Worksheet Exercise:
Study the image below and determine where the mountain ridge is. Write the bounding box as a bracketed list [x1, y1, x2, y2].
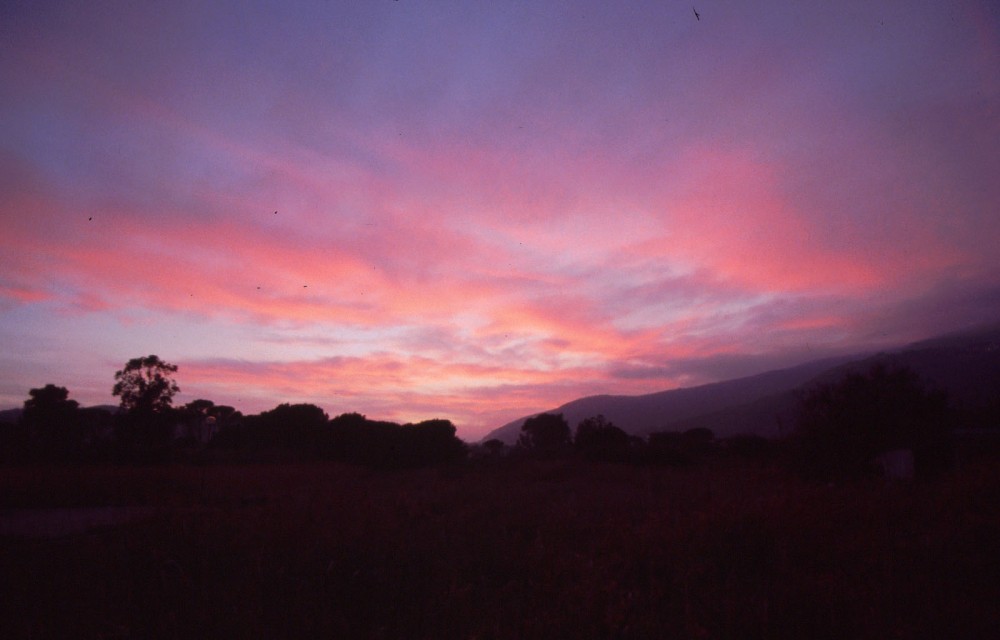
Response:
[482, 323, 1000, 444]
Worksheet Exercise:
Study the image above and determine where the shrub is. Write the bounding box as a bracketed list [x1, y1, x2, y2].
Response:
[792, 363, 953, 480]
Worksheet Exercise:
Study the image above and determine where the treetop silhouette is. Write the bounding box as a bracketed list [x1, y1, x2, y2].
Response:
[113, 355, 180, 415]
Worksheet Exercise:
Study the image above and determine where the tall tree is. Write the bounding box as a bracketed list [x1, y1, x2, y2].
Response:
[112, 355, 180, 415]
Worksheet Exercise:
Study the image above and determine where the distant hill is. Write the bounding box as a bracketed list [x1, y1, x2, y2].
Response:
[483, 323, 1000, 444]
[483, 356, 859, 444]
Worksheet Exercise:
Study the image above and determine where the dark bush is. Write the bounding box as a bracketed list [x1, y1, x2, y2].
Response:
[792, 363, 953, 480]
[517, 413, 572, 459]
[574, 415, 630, 462]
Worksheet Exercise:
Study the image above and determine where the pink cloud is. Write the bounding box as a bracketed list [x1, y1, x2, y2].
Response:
[0, 284, 50, 305]
[3, 0, 998, 441]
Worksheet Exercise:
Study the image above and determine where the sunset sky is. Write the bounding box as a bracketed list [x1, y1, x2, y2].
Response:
[2, 0, 998, 440]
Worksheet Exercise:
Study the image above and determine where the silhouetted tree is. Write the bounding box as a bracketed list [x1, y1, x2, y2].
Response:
[325, 413, 465, 468]
[518, 413, 572, 458]
[211, 408, 466, 467]
[397, 419, 467, 467]
[325, 412, 368, 455]
[112, 356, 180, 462]
[247, 403, 330, 453]
[182, 399, 216, 416]
[23, 384, 78, 416]
[21, 384, 83, 461]
[574, 414, 630, 462]
[113, 355, 180, 415]
[792, 363, 953, 480]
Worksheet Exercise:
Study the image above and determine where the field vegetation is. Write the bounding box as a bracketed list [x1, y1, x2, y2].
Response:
[2, 455, 999, 639]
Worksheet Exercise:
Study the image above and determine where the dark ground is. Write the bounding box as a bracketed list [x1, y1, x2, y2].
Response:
[2, 457, 999, 639]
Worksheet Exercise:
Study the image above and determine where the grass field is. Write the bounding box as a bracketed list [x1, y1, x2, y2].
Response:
[2, 457, 999, 639]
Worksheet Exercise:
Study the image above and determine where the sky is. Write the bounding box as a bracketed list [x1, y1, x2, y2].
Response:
[1, 0, 998, 440]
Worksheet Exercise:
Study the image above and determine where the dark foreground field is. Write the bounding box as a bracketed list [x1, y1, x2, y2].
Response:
[2, 458, 999, 639]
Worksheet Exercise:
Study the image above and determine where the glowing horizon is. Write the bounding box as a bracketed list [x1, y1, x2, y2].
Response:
[2, 1, 998, 439]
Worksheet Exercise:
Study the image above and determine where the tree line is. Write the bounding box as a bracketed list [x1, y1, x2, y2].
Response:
[476, 362, 958, 480]
[0, 355, 466, 468]
[487, 411, 745, 466]
[0, 355, 959, 479]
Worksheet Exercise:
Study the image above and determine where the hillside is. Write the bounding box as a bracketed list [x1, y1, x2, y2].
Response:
[483, 323, 1000, 444]
[483, 356, 858, 444]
